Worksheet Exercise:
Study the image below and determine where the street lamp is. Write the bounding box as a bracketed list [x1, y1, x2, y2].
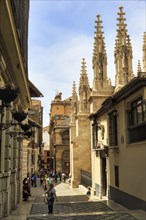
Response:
[0, 85, 35, 143]
[0, 85, 19, 103]
[0, 85, 19, 130]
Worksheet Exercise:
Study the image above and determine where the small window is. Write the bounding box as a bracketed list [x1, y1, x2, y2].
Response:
[108, 110, 118, 147]
[115, 165, 119, 187]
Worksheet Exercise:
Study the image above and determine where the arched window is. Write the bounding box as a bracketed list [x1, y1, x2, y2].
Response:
[62, 130, 69, 145]
[62, 150, 69, 161]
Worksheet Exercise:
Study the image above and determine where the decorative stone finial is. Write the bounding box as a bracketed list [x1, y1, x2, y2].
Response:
[79, 58, 90, 112]
[142, 32, 146, 72]
[137, 60, 142, 74]
[71, 81, 78, 114]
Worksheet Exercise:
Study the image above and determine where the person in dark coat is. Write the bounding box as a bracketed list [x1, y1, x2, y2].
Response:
[23, 178, 29, 201]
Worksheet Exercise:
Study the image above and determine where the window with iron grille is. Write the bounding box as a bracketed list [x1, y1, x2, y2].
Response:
[115, 165, 119, 187]
[129, 98, 146, 126]
[128, 98, 146, 143]
[92, 122, 98, 149]
[108, 110, 118, 146]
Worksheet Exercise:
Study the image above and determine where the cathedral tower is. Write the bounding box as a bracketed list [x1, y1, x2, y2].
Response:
[90, 15, 114, 113]
[114, 6, 134, 92]
[92, 15, 112, 91]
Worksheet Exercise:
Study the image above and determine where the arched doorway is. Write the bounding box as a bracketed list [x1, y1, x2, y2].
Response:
[62, 150, 70, 176]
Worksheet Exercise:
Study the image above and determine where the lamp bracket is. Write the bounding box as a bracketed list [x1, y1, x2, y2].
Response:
[0, 122, 18, 131]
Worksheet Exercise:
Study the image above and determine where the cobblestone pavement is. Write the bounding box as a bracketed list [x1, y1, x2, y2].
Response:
[30, 201, 112, 214]
[34, 195, 88, 203]
[27, 213, 137, 220]
[2, 181, 145, 220]
[26, 182, 139, 220]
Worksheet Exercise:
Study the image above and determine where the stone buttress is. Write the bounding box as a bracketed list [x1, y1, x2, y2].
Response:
[70, 59, 91, 188]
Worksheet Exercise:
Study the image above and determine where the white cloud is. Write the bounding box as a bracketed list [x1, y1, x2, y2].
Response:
[29, 34, 93, 126]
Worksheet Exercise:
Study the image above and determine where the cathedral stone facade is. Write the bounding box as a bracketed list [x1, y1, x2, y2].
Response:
[49, 93, 71, 175]
[70, 6, 146, 211]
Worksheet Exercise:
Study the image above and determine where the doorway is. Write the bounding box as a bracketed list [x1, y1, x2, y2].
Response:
[62, 150, 70, 175]
[101, 157, 107, 196]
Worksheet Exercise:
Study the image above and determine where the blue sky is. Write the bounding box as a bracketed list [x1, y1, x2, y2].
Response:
[28, 0, 146, 127]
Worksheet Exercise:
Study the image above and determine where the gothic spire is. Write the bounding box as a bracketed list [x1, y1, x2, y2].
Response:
[92, 15, 106, 59]
[137, 60, 142, 72]
[79, 58, 90, 89]
[142, 32, 146, 72]
[114, 6, 134, 92]
[92, 15, 110, 91]
[71, 81, 78, 114]
[137, 60, 142, 76]
[79, 58, 90, 112]
[72, 81, 77, 101]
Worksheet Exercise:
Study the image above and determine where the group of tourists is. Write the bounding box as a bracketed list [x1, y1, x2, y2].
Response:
[39, 169, 68, 186]
[22, 169, 69, 214]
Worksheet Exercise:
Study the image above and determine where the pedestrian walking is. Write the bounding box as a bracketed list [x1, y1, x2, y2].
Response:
[46, 176, 53, 185]
[31, 174, 34, 187]
[26, 173, 31, 196]
[40, 175, 43, 186]
[33, 174, 37, 187]
[58, 171, 62, 181]
[46, 183, 57, 214]
[23, 178, 29, 201]
[43, 178, 48, 191]
[54, 173, 58, 183]
[86, 186, 91, 198]
[61, 172, 66, 182]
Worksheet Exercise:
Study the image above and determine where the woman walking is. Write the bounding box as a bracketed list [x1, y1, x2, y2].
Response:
[47, 183, 57, 214]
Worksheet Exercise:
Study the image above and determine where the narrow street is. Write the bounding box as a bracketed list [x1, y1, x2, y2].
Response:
[2, 181, 145, 220]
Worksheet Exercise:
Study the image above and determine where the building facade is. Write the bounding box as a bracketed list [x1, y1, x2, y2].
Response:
[0, 0, 43, 218]
[90, 8, 146, 211]
[49, 93, 71, 175]
[26, 99, 43, 177]
[69, 6, 146, 211]
[91, 76, 146, 210]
